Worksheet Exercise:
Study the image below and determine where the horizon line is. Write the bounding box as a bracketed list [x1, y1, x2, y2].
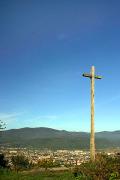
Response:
[3, 126, 120, 133]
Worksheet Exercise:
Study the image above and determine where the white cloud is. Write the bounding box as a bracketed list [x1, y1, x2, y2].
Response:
[31, 115, 58, 122]
[0, 112, 24, 124]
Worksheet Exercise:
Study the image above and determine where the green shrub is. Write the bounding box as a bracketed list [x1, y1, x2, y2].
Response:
[37, 158, 60, 170]
[73, 153, 120, 180]
[11, 155, 30, 172]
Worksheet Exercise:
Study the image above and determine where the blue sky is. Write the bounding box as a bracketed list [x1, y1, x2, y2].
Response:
[0, 0, 120, 132]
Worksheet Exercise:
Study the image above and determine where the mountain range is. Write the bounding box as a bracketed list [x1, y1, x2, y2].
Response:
[0, 127, 120, 150]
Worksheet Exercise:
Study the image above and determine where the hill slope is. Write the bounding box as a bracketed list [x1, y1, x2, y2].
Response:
[0, 127, 120, 149]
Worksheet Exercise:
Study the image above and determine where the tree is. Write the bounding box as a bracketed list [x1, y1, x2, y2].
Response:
[0, 121, 7, 169]
[38, 159, 52, 170]
[0, 120, 6, 138]
[0, 120, 6, 130]
[11, 155, 30, 172]
[0, 153, 8, 168]
[38, 158, 59, 170]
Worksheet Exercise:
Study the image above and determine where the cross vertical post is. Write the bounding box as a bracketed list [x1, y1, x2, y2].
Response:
[82, 66, 102, 162]
[90, 66, 95, 161]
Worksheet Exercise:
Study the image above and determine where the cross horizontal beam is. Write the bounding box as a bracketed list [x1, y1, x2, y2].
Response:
[82, 73, 102, 79]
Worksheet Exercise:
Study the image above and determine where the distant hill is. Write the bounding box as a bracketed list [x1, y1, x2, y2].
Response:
[0, 127, 120, 150]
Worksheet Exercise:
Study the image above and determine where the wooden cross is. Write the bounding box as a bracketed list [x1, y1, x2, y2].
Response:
[83, 66, 102, 161]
